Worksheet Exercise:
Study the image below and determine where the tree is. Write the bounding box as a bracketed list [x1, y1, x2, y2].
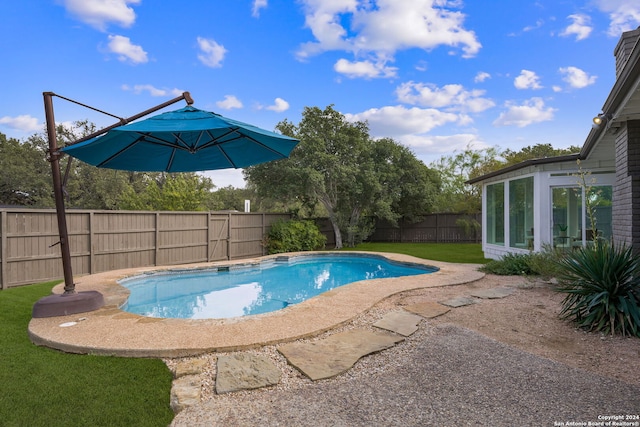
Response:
[370, 137, 441, 223]
[502, 143, 581, 166]
[244, 105, 440, 248]
[206, 186, 256, 211]
[430, 145, 502, 213]
[0, 132, 53, 207]
[118, 173, 213, 211]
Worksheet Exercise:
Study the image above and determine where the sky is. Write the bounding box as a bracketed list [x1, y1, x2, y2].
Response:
[1, 1, 640, 188]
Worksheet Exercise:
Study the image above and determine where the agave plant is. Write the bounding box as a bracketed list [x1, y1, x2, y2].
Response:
[555, 242, 640, 337]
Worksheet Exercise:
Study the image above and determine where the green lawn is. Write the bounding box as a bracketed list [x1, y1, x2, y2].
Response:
[341, 242, 490, 264]
[0, 281, 174, 427]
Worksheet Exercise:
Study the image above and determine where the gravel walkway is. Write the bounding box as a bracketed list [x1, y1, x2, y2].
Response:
[170, 324, 640, 426]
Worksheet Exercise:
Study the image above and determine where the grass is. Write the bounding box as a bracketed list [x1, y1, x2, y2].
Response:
[340, 242, 489, 264]
[0, 281, 174, 427]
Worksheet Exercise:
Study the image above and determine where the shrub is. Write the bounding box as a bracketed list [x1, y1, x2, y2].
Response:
[555, 242, 640, 337]
[264, 219, 327, 254]
[479, 246, 567, 278]
[526, 244, 567, 278]
[480, 253, 535, 276]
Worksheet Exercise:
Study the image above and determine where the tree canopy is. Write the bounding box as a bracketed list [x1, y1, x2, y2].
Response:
[244, 105, 440, 248]
[0, 133, 53, 207]
[430, 143, 582, 214]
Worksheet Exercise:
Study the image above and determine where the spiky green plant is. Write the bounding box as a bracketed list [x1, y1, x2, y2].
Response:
[555, 242, 640, 337]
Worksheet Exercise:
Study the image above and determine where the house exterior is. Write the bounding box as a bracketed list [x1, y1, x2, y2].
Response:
[468, 28, 640, 260]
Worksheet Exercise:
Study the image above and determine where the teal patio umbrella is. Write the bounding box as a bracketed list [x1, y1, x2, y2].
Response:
[61, 105, 299, 172]
[33, 92, 298, 317]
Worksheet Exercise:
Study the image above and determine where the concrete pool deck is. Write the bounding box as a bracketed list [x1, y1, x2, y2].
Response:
[28, 252, 484, 358]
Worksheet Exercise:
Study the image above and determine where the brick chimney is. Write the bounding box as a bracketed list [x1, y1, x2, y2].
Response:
[614, 26, 640, 79]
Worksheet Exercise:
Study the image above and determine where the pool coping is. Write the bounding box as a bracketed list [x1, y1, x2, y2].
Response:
[28, 251, 485, 358]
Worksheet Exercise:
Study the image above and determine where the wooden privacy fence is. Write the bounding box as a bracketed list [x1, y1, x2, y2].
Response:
[0, 209, 289, 289]
[368, 213, 482, 244]
[0, 209, 480, 289]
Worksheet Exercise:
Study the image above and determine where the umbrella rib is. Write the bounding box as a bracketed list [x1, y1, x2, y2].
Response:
[142, 132, 192, 152]
[96, 136, 144, 167]
[95, 133, 184, 168]
[196, 129, 238, 150]
[199, 128, 289, 160]
[217, 145, 238, 168]
[166, 148, 177, 172]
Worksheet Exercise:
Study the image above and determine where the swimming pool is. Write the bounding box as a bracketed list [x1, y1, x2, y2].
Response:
[120, 253, 437, 319]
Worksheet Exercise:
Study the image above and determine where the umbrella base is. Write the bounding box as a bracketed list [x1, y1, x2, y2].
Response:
[32, 291, 105, 318]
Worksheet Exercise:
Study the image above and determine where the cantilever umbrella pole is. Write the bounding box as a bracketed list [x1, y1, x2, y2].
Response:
[42, 91, 194, 295]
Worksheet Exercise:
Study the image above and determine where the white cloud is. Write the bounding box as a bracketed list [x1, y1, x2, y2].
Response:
[560, 14, 592, 41]
[345, 105, 459, 136]
[266, 98, 290, 112]
[523, 19, 544, 32]
[0, 115, 41, 132]
[594, 0, 640, 37]
[334, 58, 397, 78]
[121, 85, 184, 97]
[197, 37, 227, 68]
[514, 70, 543, 90]
[402, 133, 488, 157]
[493, 97, 556, 128]
[296, 0, 481, 75]
[107, 35, 148, 64]
[559, 66, 597, 89]
[63, 0, 139, 31]
[252, 0, 268, 17]
[474, 72, 491, 83]
[216, 95, 243, 110]
[395, 81, 495, 113]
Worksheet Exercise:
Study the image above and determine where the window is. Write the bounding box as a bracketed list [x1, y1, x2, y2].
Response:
[551, 185, 612, 248]
[486, 182, 504, 245]
[586, 185, 612, 243]
[552, 187, 581, 249]
[509, 177, 534, 249]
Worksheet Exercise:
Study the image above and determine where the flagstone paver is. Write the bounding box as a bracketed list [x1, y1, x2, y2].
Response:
[373, 310, 423, 336]
[278, 329, 404, 380]
[215, 353, 281, 394]
[469, 287, 515, 299]
[170, 375, 201, 413]
[439, 296, 477, 308]
[404, 301, 451, 319]
[174, 359, 208, 378]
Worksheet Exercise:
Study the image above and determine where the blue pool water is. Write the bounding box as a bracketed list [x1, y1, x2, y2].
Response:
[120, 254, 436, 319]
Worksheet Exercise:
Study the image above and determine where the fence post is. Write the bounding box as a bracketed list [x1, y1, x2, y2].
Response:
[1, 211, 6, 290]
[436, 213, 440, 243]
[227, 212, 232, 260]
[89, 212, 95, 274]
[154, 213, 160, 267]
[262, 213, 266, 256]
[207, 211, 212, 262]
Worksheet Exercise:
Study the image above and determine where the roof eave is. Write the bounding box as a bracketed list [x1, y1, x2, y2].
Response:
[465, 154, 580, 185]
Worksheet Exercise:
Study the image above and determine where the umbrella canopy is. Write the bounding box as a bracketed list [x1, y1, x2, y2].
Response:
[61, 106, 299, 172]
